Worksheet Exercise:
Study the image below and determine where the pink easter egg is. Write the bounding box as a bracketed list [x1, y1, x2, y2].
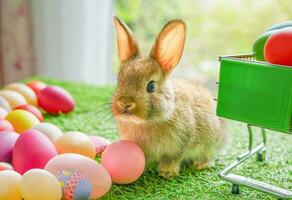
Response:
[45, 153, 111, 199]
[13, 129, 57, 174]
[101, 140, 145, 184]
[0, 162, 13, 171]
[89, 136, 111, 155]
[0, 131, 19, 163]
[0, 107, 8, 119]
[38, 86, 75, 114]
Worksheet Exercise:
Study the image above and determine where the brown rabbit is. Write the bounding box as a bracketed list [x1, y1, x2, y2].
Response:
[111, 17, 227, 178]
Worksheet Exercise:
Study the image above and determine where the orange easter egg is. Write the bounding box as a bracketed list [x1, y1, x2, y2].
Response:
[55, 131, 96, 159]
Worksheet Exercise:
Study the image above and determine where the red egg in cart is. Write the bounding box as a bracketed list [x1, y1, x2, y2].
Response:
[38, 86, 75, 114]
[265, 27, 292, 66]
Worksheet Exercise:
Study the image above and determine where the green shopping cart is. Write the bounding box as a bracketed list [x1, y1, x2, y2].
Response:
[217, 54, 292, 199]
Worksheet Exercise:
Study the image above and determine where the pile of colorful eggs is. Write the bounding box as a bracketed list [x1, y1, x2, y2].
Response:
[253, 21, 292, 66]
[0, 80, 146, 200]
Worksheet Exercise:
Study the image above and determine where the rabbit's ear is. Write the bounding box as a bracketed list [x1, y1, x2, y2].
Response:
[150, 20, 186, 73]
[113, 16, 140, 63]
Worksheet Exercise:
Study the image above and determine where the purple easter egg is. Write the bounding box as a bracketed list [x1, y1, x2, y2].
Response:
[0, 131, 19, 163]
[89, 136, 111, 155]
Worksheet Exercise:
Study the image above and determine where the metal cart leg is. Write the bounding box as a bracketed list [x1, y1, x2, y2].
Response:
[231, 183, 240, 194]
[219, 124, 292, 199]
[256, 128, 266, 162]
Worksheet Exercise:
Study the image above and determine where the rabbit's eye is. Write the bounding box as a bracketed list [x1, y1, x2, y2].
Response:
[147, 81, 155, 93]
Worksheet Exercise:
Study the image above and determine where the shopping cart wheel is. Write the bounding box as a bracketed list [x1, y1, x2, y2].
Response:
[231, 184, 240, 194]
[256, 151, 265, 162]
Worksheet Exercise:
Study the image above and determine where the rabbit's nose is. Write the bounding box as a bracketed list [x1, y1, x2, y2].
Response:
[116, 101, 136, 113]
[125, 103, 136, 112]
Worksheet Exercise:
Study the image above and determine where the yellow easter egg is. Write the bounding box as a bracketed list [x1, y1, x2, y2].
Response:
[5, 83, 37, 106]
[5, 110, 40, 133]
[55, 131, 96, 159]
[0, 90, 27, 109]
[0, 170, 22, 200]
[20, 169, 62, 200]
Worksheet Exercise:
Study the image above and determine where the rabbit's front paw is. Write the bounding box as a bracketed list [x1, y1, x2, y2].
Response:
[159, 168, 179, 179]
[193, 160, 214, 170]
[158, 162, 180, 179]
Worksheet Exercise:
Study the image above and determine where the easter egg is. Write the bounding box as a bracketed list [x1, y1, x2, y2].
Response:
[0, 162, 14, 171]
[14, 104, 44, 122]
[55, 131, 95, 159]
[32, 122, 63, 143]
[0, 90, 27, 109]
[5, 110, 40, 133]
[45, 153, 112, 199]
[89, 136, 111, 155]
[13, 129, 57, 174]
[265, 27, 292, 66]
[0, 107, 8, 119]
[0, 96, 11, 112]
[102, 140, 145, 184]
[0, 119, 14, 132]
[20, 169, 62, 200]
[0, 131, 19, 162]
[38, 86, 75, 114]
[0, 170, 22, 200]
[253, 30, 275, 61]
[57, 170, 92, 200]
[266, 21, 292, 32]
[5, 83, 37, 106]
[27, 80, 47, 94]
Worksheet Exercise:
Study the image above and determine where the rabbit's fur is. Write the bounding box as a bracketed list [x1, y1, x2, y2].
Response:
[112, 17, 227, 178]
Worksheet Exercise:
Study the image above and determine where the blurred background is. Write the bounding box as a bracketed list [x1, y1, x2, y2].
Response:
[0, 0, 291, 86]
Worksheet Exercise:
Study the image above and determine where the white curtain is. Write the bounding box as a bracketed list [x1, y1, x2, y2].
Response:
[29, 0, 114, 85]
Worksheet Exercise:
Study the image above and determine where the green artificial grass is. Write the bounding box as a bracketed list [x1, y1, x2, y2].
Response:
[36, 78, 291, 200]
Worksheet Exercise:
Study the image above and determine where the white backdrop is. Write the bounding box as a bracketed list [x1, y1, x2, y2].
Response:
[30, 0, 114, 85]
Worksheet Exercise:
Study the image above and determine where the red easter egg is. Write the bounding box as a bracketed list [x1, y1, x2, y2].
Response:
[0, 131, 19, 163]
[14, 105, 44, 122]
[265, 27, 292, 66]
[0, 119, 14, 132]
[38, 86, 75, 114]
[0, 107, 8, 119]
[27, 80, 47, 94]
[13, 129, 57, 174]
